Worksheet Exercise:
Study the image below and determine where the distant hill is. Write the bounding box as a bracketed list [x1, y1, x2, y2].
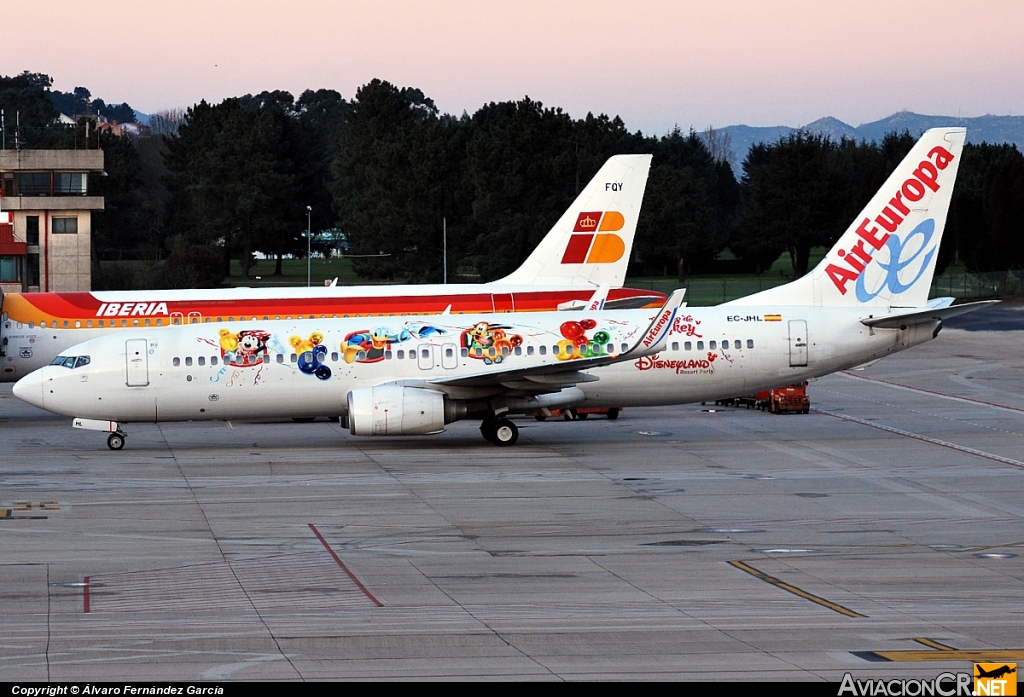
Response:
[709, 112, 1024, 170]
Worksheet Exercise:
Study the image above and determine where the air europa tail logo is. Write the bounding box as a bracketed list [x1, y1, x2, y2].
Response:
[825, 145, 955, 296]
[561, 211, 626, 264]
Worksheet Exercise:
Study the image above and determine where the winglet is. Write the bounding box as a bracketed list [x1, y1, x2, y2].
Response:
[620, 289, 686, 359]
[586, 284, 610, 312]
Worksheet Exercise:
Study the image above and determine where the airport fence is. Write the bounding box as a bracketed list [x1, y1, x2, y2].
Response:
[625, 269, 1024, 306]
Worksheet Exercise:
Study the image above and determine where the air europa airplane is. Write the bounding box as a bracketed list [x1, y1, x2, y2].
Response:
[0, 154, 658, 382]
[15, 129, 994, 449]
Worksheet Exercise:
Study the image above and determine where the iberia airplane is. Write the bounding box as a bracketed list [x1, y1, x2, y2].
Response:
[0, 155, 658, 382]
[15, 129, 994, 449]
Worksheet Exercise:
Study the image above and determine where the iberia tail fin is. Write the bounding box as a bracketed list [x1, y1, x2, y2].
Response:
[495, 154, 652, 288]
[725, 128, 966, 309]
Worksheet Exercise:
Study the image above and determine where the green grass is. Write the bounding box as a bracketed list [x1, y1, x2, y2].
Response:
[224, 257, 366, 287]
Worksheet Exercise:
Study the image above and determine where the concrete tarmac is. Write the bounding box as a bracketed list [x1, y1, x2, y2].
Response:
[1, 313, 1022, 681]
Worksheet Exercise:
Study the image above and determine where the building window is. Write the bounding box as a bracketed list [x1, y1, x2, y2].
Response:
[26, 254, 39, 287]
[53, 173, 87, 195]
[53, 217, 78, 234]
[26, 217, 39, 246]
[0, 256, 21, 282]
[15, 173, 50, 196]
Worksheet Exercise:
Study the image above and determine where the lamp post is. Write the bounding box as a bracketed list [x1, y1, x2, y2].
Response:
[306, 206, 312, 287]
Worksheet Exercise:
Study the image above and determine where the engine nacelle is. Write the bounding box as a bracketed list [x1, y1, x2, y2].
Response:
[347, 385, 450, 436]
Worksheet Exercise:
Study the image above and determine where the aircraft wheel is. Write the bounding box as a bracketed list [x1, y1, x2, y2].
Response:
[292, 417, 316, 423]
[107, 433, 126, 451]
[577, 412, 589, 420]
[480, 419, 498, 444]
[534, 415, 547, 422]
[607, 408, 620, 420]
[492, 419, 519, 446]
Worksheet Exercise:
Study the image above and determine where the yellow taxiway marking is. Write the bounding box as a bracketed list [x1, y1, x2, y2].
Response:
[728, 560, 866, 618]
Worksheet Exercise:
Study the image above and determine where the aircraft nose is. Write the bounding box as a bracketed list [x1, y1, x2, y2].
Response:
[13, 369, 45, 410]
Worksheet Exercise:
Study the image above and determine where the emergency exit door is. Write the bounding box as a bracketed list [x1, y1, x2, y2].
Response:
[125, 338, 149, 386]
[788, 320, 808, 367]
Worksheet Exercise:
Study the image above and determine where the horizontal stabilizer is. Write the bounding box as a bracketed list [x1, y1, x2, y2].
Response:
[860, 300, 998, 329]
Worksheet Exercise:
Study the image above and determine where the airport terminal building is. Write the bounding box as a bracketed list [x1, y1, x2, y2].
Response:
[0, 149, 104, 294]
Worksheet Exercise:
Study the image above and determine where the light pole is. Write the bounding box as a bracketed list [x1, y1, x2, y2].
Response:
[306, 206, 312, 287]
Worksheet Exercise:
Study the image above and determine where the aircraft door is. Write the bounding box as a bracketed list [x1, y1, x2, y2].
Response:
[441, 343, 458, 370]
[417, 345, 435, 370]
[788, 320, 808, 367]
[125, 338, 150, 386]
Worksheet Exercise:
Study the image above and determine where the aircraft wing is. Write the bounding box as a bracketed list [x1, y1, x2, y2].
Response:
[399, 289, 685, 398]
[860, 300, 998, 329]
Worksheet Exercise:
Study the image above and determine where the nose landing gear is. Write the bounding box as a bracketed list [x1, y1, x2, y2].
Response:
[107, 432, 126, 450]
[72, 418, 128, 450]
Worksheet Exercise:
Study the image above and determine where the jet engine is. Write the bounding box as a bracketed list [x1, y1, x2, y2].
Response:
[347, 385, 460, 436]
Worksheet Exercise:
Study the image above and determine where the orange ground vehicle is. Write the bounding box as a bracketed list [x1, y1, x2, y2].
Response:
[715, 382, 810, 414]
[530, 407, 621, 421]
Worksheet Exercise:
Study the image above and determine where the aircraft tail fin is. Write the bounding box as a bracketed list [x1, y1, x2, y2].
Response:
[725, 128, 967, 309]
[496, 154, 652, 288]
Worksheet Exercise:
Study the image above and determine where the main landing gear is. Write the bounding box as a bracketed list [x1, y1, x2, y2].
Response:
[107, 432, 126, 450]
[480, 417, 519, 446]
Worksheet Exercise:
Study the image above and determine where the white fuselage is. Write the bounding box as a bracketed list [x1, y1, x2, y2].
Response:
[14, 304, 939, 424]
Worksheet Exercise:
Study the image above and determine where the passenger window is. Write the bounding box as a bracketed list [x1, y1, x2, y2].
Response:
[185, 357, 193, 366]
[121, 320, 127, 327]
[552, 345, 560, 355]
[606, 344, 613, 354]
[475, 347, 483, 357]
[685, 341, 692, 351]
[98, 320, 104, 327]
[421, 348, 430, 359]
[290, 353, 297, 363]
[145, 319, 151, 326]
[87, 320, 93, 328]
[461, 348, 468, 357]
[697, 341, 704, 350]
[212, 356, 219, 366]
[385, 351, 392, 360]
[75, 320, 82, 328]
[710, 341, 717, 350]
[539, 346, 547, 356]
[734, 339, 741, 348]
[527, 346, 534, 356]
[217, 317, 223, 322]
[621, 343, 628, 353]
[747, 339, 754, 348]
[64, 321, 69, 328]
[133, 319, 140, 327]
[397, 350, 405, 359]
[198, 356, 205, 366]
[514, 346, 522, 356]
[332, 352, 340, 362]
[446, 347, 454, 358]
[173, 357, 180, 367]
[356, 351, 366, 361]
[156, 319, 163, 326]
[29, 322, 34, 328]
[671, 342, 679, 351]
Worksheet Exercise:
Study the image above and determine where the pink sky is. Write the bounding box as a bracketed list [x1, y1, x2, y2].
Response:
[9, 0, 1024, 133]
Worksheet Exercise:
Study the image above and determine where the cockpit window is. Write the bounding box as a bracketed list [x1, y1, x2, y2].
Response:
[51, 355, 90, 369]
